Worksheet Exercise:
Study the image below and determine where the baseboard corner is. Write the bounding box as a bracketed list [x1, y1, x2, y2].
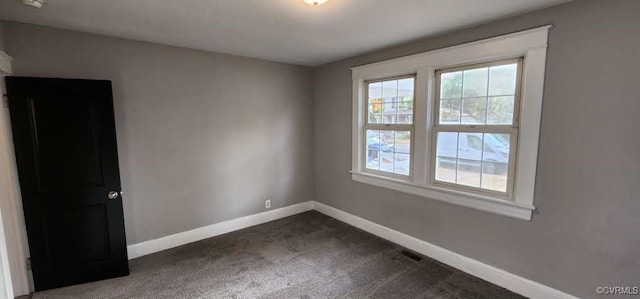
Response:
[127, 201, 313, 259]
[311, 201, 577, 299]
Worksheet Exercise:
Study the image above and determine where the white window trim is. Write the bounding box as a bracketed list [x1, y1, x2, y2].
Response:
[351, 26, 551, 220]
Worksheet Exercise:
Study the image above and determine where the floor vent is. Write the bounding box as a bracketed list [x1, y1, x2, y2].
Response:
[399, 250, 423, 262]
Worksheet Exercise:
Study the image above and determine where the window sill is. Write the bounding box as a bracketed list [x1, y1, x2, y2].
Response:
[350, 171, 534, 220]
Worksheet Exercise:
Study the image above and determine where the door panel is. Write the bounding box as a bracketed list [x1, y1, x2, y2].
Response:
[42, 205, 110, 265]
[6, 77, 129, 291]
[31, 97, 105, 189]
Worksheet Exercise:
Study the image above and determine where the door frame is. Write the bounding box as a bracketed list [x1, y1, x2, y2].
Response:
[0, 199, 15, 298]
[0, 51, 32, 296]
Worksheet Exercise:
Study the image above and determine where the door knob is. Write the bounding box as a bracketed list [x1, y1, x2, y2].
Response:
[108, 191, 119, 200]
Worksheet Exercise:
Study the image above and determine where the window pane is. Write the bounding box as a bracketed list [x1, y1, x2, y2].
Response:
[462, 67, 488, 97]
[456, 133, 482, 187]
[478, 133, 510, 192]
[366, 130, 411, 176]
[461, 97, 486, 124]
[458, 133, 483, 161]
[396, 78, 414, 124]
[487, 96, 514, 125]
[482, 162, 508, 192]
[393, 130, 411, 175]
[368, 78, 414, 125]
[440, 71, 462, 99]
[435, 132, 458, 183]
[435, 157, 456, 183]
[395, 131, 411, 154]
[394, 153, 411, 176]
[368, 82, 382, 99]
[368, 103, 382, 124]
[381, 80, 398, 124]
[368, 82, 383, 124]
[440, 98, 461, 124]
[488, 63, 518, 96]
[395, 101, 413, 124]
[435, 132, 512, 193]
[457, 159, 481, 188]
[366, 130, 382, 171]
[480, 134, 510, 192]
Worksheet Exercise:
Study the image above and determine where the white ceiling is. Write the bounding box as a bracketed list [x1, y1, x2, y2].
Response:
[0, 0, 569, 66]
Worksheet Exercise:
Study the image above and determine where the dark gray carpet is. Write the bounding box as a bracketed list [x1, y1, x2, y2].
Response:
[30, 211, 524, 298]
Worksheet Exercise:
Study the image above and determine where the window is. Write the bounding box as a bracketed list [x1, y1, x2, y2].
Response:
[351, 26, 550, 220]
[432, 59, 522, 196]
[364, 76, 415, 177]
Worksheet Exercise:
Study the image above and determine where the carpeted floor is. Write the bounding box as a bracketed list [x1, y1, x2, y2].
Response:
[29, 211, 524, 298]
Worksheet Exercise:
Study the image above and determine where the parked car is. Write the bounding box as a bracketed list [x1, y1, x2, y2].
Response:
[367, 137, 395, 152]
[436, 133, 509, 174]
[367, 137, 395, 162]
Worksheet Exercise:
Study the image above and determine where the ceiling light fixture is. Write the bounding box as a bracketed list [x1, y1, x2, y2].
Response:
[303, 0, 328, 5]
[21, 0, 45, 8]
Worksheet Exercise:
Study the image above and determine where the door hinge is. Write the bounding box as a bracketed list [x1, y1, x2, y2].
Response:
[26, 257, 32, 271]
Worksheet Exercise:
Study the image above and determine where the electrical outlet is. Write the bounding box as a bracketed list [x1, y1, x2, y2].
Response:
[265, 200, 271, 209]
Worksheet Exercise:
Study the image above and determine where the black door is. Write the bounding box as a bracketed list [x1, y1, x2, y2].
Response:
[6, 77, 129, 291]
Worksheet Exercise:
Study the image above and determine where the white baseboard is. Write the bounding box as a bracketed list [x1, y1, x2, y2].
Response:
[127, 201, 313, 259]
[312, 201, 577, 299]
[126, 200, 576, 299]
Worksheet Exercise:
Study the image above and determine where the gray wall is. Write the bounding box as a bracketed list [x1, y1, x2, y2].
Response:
[313, 0, 640, 298]
[2, 22, 314, 244]
[2, 0, 639, 297]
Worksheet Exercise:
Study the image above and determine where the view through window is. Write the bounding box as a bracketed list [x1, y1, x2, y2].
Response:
[433, 59, 522, 193]
[365, 77, 415, 176]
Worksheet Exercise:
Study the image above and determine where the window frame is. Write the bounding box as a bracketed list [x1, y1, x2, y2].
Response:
[362, 75, 416, 180]
[350, 26, 551, 220]
[430, 58, 523, 199]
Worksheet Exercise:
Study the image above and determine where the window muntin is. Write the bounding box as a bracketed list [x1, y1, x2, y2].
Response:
[364, 76, 415, 177]
[432, 59, 522, 195]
